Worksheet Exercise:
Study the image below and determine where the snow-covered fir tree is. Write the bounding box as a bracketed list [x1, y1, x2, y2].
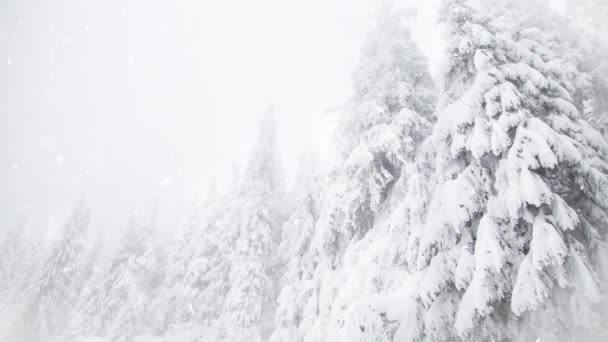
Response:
[1, 221, 41, 341]
[401, 0, 608, 341]
[564, 0, 608, 137]
[218, 109, 283, 341]
[270, 151, 325, 342]
[152, 205, 205, 333]
[77, 231, 105, 287]
[292, 5, 437, 341]
[65, 231, 108, 341]
[153, 187, 229, 339]
[0, 220, 26, 296]
[0, 221, 49, 341]
[105, 215, 160, 342]
[312, 3, 436, 264]
[483, 0, 608, 139]
[20, 200, 91, 338]
[66, 255, 109, 341]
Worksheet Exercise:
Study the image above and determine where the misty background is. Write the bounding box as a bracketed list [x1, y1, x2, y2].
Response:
[0, 0, 567, 235]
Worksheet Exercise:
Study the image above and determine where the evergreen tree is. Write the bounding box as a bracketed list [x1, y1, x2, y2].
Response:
[107, 269, 142, 342]
[65, 230, 108, 340]
[105, 215, 159, 342]
[152, 207, 201, 333]
[270, 152, 324, 342]
[405, 1, 608, 341]
[563, 0, 608, 137]
[483, 0, 608, 138]
[0, 222, 48, 341]
[0, 219, 26, 296]
[219, 109, 283, 341]
[27, 200, 90, 337]
[66, 256, 109, 341]
[294, 5, 437, 341]
[153, 188, 227, 338]
[312, 4, 436, 265]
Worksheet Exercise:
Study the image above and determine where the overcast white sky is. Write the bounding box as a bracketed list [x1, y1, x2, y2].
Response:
[0, 0, 565, 233]
[0, 0, 382, 232]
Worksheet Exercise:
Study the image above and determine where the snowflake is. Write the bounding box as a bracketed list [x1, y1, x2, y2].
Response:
[160, 177, 173, 188]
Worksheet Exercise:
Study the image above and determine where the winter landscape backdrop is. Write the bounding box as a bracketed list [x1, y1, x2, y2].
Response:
[2, 0, 608, 341]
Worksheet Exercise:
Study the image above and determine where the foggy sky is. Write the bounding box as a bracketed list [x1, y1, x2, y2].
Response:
[0, 0, 385, 233]
[0, 0, 566, 235]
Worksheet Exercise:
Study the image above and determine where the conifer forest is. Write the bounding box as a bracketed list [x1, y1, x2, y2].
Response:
[2, 0, 608, 341]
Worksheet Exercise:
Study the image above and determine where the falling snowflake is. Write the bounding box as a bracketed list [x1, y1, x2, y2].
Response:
[41, 138, 54, 150]
[56, 155, 64, 164]
[160, 176, 172, 188]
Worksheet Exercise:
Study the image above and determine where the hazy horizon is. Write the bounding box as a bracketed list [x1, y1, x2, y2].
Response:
[0, 0, 566, 233]
[0, 0, 383, 234]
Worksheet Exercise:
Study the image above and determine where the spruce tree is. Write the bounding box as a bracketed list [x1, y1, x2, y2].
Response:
[0, 220, 26, 296]
[30, 200, 90, 337]
[407, 1, 608, 341]
[270, 152, 324, 342]
[153, 189, 228, 338]
[312, 4, 436, 265]
[66, 256, 109, 341]
[295, 5, 437, 341]
[486, 0, 608, 139]
[105, 215, 158, 342]
[0, 222, 47, 341]
[219, 109, 282, 341]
